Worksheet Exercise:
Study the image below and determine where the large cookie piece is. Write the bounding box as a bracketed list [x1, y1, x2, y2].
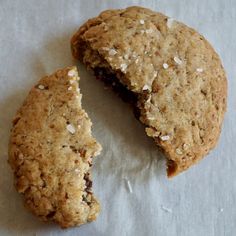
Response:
[8, 67, 102, 228]
[71, 6, 227, 177]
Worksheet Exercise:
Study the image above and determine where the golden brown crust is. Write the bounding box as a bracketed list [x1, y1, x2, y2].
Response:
[71, 6, 227, 177]
[8, 66, 102, 228]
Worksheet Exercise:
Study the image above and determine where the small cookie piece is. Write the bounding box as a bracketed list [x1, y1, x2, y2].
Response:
[8, 67, 102, 228]
[71, 6, 227, 177]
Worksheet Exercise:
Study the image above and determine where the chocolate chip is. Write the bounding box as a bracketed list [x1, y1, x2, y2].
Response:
[46, 211, 56, 219]
[84, 172, 92, 192]
[79, 148, 86, 157]
[94, 67, 140, 120]
[82, 194, 91, 206]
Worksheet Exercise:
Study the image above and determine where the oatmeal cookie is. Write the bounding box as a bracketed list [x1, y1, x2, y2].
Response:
[71, 6, 227, 177]
[8, 66, 102, 228]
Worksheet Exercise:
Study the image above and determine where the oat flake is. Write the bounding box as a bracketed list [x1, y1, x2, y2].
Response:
[148, 117, 155, 120]
[153, 70, 158, 76]
[167, 18, 175, 29]
[101, 47, 109, 51]
[196, 68, 203, 73]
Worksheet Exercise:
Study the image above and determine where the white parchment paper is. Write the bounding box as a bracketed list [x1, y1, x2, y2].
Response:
[0, 1, 235, 235]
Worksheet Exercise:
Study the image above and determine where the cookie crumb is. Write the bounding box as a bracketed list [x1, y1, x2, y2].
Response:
[196, 68, 203, 73]
[161, 205, 172, 213]
[67, 124, 76, 134]
[74, 168, 80, 173]
[167, 18, 175, 29]
[160, 135, 170, 141]
[68, 86, 73, 91]
[109, 48, 117, 56]
[174, 56, 182, 65]
[124, 178, 133, 193]
[140, 19, 145, 25]
[124, 54, 129, 60]
[163, 63, 169, 69]
[145, 127, 159, 137]
[38, 85, 45, 90]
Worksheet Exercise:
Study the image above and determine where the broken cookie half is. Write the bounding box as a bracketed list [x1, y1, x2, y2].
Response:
[8, 66, 102, 228]
[71, 6, 227, 177]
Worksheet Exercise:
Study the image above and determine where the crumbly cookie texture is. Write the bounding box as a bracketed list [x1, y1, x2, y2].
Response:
[8, 66, 102, 228]
[71, 6, 227, 177]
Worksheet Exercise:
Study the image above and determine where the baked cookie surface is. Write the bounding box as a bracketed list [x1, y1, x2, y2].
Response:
[8, 67, 102, 228]
[71, 6, 227, 176]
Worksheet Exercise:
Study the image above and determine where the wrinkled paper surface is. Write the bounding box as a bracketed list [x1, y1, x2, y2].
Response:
[0, 0, 235, 235]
